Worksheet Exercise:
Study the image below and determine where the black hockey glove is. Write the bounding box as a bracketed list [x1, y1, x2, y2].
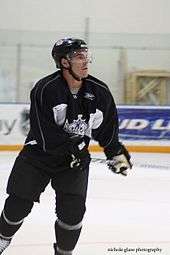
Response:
[106, 145, 132, 176]
[68, 134, 87, 170]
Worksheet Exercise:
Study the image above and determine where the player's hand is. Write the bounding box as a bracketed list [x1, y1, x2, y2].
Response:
[106, 146, 132, 176]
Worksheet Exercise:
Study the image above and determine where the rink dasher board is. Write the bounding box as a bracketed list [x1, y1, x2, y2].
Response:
[0, 103, 170, 153]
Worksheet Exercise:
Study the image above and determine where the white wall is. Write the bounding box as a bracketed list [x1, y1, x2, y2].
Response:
[0, 0, 170, 33]
[1, 0, 170, 105]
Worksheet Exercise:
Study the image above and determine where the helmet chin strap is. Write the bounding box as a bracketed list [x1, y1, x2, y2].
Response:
[68, 68, 82, 81]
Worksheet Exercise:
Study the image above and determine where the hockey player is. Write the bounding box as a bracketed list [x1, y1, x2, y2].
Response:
[0, 37, 132, 254]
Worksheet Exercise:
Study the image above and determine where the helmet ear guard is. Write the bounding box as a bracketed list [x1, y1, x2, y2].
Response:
[51, 38, 88, 69]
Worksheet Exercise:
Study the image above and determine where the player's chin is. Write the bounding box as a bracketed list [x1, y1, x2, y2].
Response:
[80, 69, 88, 78]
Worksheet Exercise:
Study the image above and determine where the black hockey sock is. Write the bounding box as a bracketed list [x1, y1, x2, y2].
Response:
[0, 195, 33, 238]
[0, 211, 23, 239]
[54, 192, 86, 254]
[54, 220, 82, 254]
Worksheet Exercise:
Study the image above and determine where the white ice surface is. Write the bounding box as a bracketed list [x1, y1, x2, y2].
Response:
[0, 152, 170, 255]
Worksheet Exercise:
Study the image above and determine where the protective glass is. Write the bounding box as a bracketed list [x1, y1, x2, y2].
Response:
[67, 49, 93, 64]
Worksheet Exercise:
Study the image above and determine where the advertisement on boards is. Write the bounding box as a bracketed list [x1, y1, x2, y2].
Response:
[0, 104, 170, 148]
[0, 104, 30, 145]
[118, 106, 170, 141]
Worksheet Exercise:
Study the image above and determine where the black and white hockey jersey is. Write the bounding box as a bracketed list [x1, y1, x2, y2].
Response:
[20, 70, 122, 169]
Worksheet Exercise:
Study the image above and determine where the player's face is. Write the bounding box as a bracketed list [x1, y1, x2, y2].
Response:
[69, 49, 92, 78]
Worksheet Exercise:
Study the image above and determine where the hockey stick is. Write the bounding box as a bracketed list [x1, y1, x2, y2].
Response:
[91, 157, 170, 170]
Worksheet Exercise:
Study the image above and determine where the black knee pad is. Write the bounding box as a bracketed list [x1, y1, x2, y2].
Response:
[4, 194, 34, 222]
[55, 192, 86, 225]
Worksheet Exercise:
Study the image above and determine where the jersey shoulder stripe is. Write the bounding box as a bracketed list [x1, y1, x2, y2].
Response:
[86, 75, 110, 92]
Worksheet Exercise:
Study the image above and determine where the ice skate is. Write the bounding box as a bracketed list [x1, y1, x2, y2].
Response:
[0, 236, 11, 254]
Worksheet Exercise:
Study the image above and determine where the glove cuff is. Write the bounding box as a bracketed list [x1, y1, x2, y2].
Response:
[104, 142, 130, 160]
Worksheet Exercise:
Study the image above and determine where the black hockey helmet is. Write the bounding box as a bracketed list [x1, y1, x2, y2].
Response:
[52, 38, 88, 68]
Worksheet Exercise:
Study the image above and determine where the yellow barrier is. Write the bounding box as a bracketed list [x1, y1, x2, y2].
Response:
[89, 144, 170, 153]
[0, 144, 170, 153]
[0, 145, 23, 151]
